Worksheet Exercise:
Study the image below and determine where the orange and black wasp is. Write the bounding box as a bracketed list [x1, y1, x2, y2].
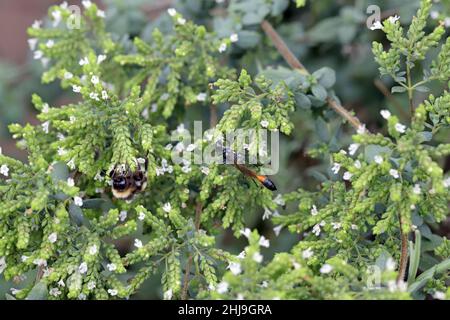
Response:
[222, 147, 277, 191]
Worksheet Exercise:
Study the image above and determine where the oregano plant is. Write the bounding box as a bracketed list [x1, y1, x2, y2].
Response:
[0, 0, 449, 301]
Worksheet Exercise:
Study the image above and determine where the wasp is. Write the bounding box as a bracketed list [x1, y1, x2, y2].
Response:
[109, 158, 148, 200]
[222, 147, 277, 191]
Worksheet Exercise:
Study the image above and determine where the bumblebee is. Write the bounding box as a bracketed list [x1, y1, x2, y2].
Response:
[222, 147, 277, 191]
[110, 158, 148, 200]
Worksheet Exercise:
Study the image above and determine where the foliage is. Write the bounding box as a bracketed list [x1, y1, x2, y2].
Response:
[0, 0, 449, 300]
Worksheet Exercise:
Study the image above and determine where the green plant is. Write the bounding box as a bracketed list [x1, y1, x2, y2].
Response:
[0, 0, 448, 300]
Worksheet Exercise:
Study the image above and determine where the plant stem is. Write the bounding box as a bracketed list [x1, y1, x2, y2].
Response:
[397, 213, 409, 283]
[181, 201, 203, 299]
[406, 61, 414, 115]
[261, 20, 362, 130]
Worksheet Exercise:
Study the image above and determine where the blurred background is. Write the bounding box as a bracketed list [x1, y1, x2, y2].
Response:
[0, 0, 449, 299]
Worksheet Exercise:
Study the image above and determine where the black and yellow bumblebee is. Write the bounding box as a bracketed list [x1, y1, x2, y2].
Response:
[109, 158, 148, 200]
[222, 147, 277, 191]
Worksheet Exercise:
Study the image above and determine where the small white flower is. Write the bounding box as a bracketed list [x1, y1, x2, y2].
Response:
[134, 239, 143, 248]
[167, 8, 177, 16]
[33, 258, 47, 266]
[41, 57, 50, 68]
[429, 188, 436, 195]
[58, 279, 65, 287]
[302, 248, 314, 259]
[88, 281, 96, 290]
[138, 211, 145, 221]
[259, 236, 270, 248]
[101, 90, 108, 100]
[0, 257, 6, 274]
[0, 165, 9, 177]
[60, 2, 68, 9]
[79, 57, 89, 66]
[237, 251, 246, 259]
[196, 92, 207, 101]
[177, 17, 186, 25]
[78, 293, 87, 300]
[252, 252, 263, 263]
[91, 75, 99, 85]
[413, 184, 421, 195]
[331, 222, 341, 230]
[443, 177, 450, 188]
[433, 291, 446, 300]
[28, 38, 38, 50]
[385, 257, 396, 271]
[41, 121, 50, 134]
[108, 289, 118, 296]
[67, 177, 75, 187]
[230, 33, 239, 42]
[67, 159, 75, 169]
[357, 124, 366, 134]
[52, 10, 62, 27]
[227, 262, 241, 275]
[240, 228, 251, 239]
[88, 244, 98, 255]
[78, 262, 88, 274]
[48, 232, 58, 243]
[82, 0, 92, 8]
[49, 287, 61, 297]
[348, 143, 360, 156]
[320, 264, 333, 274]
[63, 71, 73, 80]
[389, 169, 399, 179]
[312, 224, 321, 236]
[261, 281, 269, 288]
[351, 224, 358, 230]
[89, 92, 99, 101]
[32, 20, 42, 29]
[72, 85, 81, 93]
[387, 15, 400, 24]
[21, 255, 29, 262]
[186, 144, 196, 152]
[107, 263, 117, 271]
[354, 160, 362, 169]
[374, 155, 383, 164]
[97, 54, 107, 64]
[163, 203, 172, 213]
[33, 50, 43, 60]
[380, 109, 391, 119]
[445, 17, 450, 28]
[273, 225, 283, 236]
[343, 171, 353, 181]
[395, 123, 406, 133]
[217, 281, 229, 294]
[74, 196, 83, 207]
[430, 11, 439, 19]
[310, 205, 318, 216]
[218, 42, 227, 53]
[331, 162, 341, 174]
[370, 20, 383, 30]
[160, 93, 170, 101]
[201, 166, 210, 175]
[97, 10, 106, 18]
[164, 289, 173, 300]
[260, 120, 269, 128]
[58, 147, 68, 157]
[46, 40, 55, 48]
[119, 210, 127, 221]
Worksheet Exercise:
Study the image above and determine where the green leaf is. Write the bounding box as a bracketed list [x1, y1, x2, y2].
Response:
[313, 67, 336, 89]
[294, 92, 311, 109]
[26, 282, 48, 300]
[408, 258, 450, 294]
[408, 230, 421, 284]
[415, 85, 429, 93]
[311, 84, 327, 101]
[391, 86, 406, 93]
[236, 30, 261, 49]
[50, 162, 69, 183]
